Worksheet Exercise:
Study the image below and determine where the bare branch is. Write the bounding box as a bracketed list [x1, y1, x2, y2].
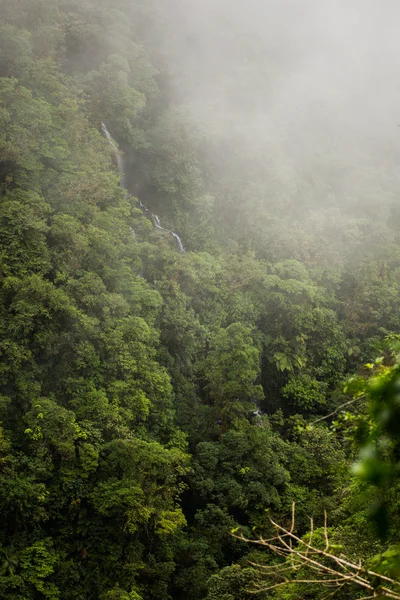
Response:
[306, 515, 314, 557]
[310, 398, 361, 426]
[324, 508, 329, 551]
[290, 502, 295, 533]
[234, 506, 400, 600]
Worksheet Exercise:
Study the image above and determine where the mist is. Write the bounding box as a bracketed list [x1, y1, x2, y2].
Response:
[3, 1, 400, 597]
[153, 0, 400, 226]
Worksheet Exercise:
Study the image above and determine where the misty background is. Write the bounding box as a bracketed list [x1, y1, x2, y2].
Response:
[148, 0, 400, 231]
[3, 1, 400, 598]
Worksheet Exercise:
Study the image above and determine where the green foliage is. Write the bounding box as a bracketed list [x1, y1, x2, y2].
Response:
[200, 323, 263, 423]
[83, 55, 145, 140]
[282, 374, 327, 411]
[0, 1, 399, 598]
[345, 340, 400, 541]
[205, 564, 259, 600]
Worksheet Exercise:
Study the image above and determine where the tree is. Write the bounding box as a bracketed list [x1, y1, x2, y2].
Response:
[200, 323, 263, 425]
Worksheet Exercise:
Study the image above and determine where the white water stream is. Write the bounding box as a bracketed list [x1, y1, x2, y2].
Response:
[101, 122, 126, 189]
[152, 214, 185, 253]
[101, 122, 185, 253]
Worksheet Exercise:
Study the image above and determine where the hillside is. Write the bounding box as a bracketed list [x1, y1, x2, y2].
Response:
[1, 1, 400, 598]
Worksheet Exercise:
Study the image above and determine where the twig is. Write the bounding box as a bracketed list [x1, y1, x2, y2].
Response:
[233, 504, 400, 600]
[311, 398, 360, 426]
[324, 508, 329, 551]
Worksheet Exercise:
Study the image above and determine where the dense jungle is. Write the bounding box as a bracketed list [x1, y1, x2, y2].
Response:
[1, 1, 400, 598]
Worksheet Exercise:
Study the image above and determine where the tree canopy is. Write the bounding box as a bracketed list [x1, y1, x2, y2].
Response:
[0, 0, 400, 598]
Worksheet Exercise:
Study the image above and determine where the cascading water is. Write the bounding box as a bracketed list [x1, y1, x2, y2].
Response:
[152, 214, 185, 253]
[101, 122, 185, 253]
[101, 122, 126, 189]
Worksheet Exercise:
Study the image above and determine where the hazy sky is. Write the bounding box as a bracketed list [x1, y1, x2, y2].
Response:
[166, 0, 400, 126]
[155, 0, 400, 218]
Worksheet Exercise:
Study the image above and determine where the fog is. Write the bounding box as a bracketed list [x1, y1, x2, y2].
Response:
[154, 0, 400, 221]
[165, 0, 400, 134]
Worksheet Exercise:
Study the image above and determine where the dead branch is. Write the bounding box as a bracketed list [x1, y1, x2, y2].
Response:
[233, 503, 400, 599]
[310, 398, 361, 426]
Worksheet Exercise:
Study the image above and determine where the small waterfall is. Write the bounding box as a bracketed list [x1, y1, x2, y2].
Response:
[101, 121, 185, 253]
[153, 214, 185, 253]
[101, 122, 126, 189]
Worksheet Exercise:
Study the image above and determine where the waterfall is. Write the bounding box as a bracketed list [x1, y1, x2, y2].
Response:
[101, 122, 126, 189]
[101, 122, 185, 253]
[152, 214, 185, 253]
